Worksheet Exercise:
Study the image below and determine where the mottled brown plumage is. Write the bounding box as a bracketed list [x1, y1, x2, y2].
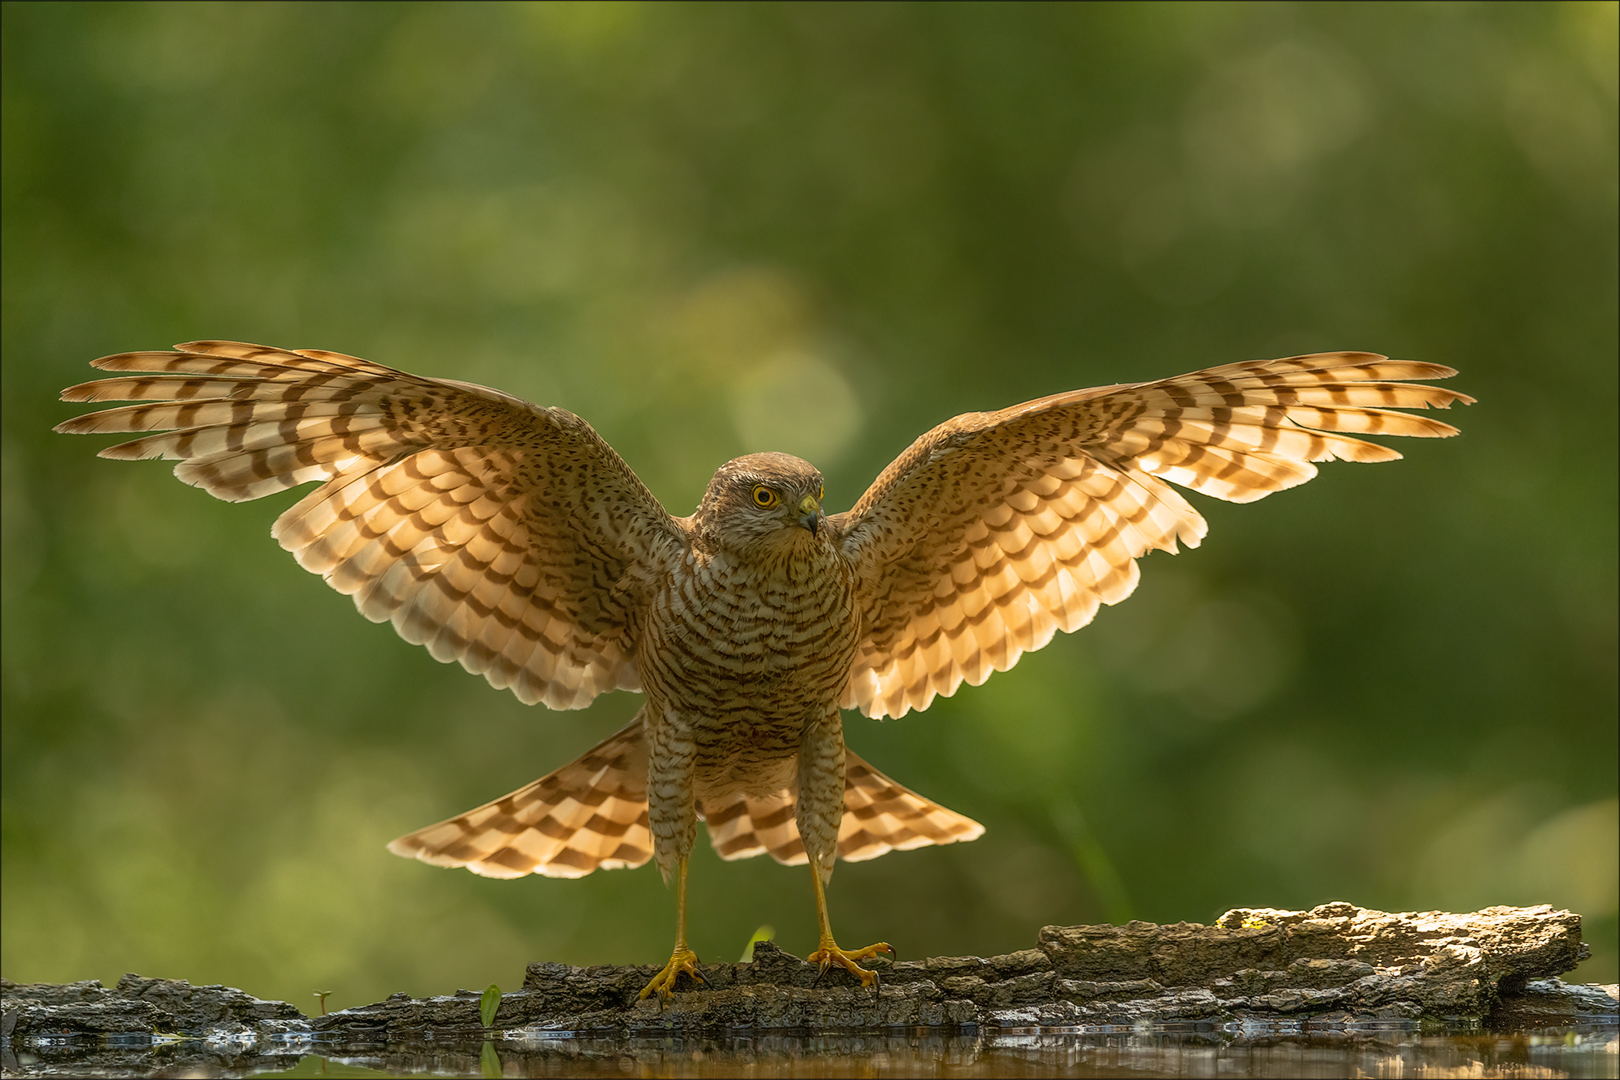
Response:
[57, 341, 1471, 996]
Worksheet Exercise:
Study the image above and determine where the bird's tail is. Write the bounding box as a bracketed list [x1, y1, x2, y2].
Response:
[387, 713, 653, 879]
[389, 715, 982, 879]
[701, 751, 985, 867]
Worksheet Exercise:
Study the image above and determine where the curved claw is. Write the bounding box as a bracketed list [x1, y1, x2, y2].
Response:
[808, 940, 894, 992]
[639, 946, 705, 1005]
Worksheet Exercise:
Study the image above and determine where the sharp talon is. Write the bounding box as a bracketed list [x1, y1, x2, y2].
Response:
[638, 947, 704, 1004]
[807, 940, 890, 990]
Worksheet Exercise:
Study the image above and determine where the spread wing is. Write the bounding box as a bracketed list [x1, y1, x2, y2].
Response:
[57, 341, 688, 709]
[831, 352, 1473, 719]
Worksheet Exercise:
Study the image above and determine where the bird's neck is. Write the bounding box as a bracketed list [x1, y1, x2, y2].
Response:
[695, 533, 843, 587]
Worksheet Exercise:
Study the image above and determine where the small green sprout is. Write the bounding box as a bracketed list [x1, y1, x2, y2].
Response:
[479, 983, 501, 1029]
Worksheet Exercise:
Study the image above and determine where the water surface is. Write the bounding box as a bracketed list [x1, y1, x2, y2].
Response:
[9, 1023, 1616, 1078]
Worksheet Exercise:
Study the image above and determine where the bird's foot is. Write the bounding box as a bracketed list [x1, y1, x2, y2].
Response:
[639, 946, 707, 1004]
[808, 939, 895, 990]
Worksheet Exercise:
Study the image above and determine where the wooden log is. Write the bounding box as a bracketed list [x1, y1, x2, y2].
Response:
[3, 904, 1614, 1075]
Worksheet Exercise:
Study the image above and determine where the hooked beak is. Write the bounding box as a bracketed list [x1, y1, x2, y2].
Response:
[795, 493, 822, 537]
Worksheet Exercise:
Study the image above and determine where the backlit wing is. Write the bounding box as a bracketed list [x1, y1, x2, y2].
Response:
[832, 352, 1473, 719]
[58, 341, 687, 709]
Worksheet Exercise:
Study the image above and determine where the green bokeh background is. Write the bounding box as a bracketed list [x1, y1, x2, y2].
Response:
[3, 2, 1615, 1010]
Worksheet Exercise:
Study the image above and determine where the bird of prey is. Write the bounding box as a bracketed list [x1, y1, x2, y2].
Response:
[57, 342, 1471, 999]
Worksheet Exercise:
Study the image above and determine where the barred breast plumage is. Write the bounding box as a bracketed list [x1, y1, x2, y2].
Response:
[644, 534, 859, 795]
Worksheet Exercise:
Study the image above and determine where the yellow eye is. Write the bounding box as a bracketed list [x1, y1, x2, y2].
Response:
[817, 483, 824, 501]
[751, 485, 779, 508]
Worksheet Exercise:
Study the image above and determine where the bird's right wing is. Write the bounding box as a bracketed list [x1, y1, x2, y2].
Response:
[57, 341, 688, 708]
[831, 352, 1473, 719]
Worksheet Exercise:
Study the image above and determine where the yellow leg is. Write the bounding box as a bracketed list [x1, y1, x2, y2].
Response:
[805, 856, 894, 989]
[639, 857, 706, 1002]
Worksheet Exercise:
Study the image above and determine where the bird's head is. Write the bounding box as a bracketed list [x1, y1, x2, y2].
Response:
[694, 452, 828, 556]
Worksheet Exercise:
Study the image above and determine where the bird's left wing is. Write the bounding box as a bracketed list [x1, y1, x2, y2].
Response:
[829, 352, 1473, 719]
[57, 341, 688, 709]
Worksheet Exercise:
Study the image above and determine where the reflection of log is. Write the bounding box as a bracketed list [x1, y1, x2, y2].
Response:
[4, 906, 1614, 1053]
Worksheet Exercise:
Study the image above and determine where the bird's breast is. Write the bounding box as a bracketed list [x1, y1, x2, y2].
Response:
[640, 547, 859, 722]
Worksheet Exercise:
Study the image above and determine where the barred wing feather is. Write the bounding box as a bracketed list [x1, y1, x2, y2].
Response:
[57, 341, 687, 710]
[833, 352, 1473, 719]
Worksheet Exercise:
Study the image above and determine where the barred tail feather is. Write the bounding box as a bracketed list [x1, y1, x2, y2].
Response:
[387, 715, 652, 879]
[701, 750, 983, 867]
[392, 726, 981, 881]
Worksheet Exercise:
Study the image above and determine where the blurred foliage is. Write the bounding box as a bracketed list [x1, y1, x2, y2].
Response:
[2, 2, 1615, 1010]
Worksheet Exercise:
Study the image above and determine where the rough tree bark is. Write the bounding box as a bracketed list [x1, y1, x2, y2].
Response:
[4, 904, 1615, 1045]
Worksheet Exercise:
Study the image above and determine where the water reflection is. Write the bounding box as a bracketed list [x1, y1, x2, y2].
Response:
[8, 1025, 1616, 1079]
